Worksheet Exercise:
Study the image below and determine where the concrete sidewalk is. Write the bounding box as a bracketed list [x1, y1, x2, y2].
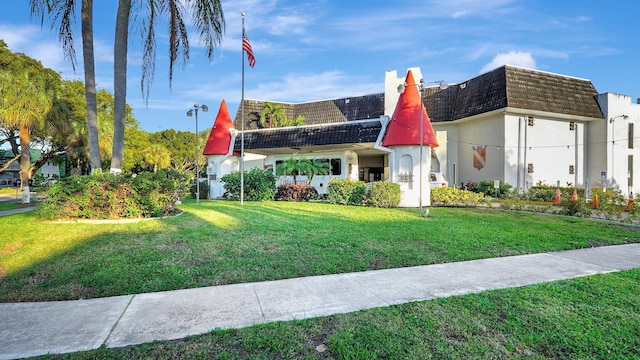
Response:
[1, 243, 639, 360]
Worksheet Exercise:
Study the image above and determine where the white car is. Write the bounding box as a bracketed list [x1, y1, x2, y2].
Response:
[430, 172, 448, 188]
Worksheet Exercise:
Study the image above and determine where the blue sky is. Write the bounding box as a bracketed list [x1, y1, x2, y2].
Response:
[0, 0, 638, 133]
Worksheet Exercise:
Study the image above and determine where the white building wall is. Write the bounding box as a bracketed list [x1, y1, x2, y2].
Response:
[390, 145, 431, 207]
[520, 116, 582, 188]
[595, 93, 640, 196]
[455, 115, 504, 186]
[207, 155, 240, 198]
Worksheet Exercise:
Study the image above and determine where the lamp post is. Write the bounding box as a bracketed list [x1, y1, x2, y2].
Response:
[397, 78, 426, 216]
[187, 104, 208, 203]
[609, 114, 629, 192]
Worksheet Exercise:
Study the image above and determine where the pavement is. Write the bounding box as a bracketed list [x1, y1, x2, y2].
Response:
[0, 244, 639, 359]
[0, 192, 36, 217]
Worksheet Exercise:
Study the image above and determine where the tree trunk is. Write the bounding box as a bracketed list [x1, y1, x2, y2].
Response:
[111, 0, 131, 174]
[19, 123, 31, 204]
[82, 0, 102, 174]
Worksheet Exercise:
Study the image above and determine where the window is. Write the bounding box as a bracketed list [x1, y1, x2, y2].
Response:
[629, 123, 634, 149]
[330, 158, 341, 175]
[569, 122, 576, 131]
[527, 163, 534, 173]
[528, 117, 534, 126]
[629, 155, 634, 188]
[275, 160, 284, 175]
[569, 165, 575, 175]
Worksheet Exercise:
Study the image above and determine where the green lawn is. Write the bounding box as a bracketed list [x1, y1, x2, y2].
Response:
[3, 199, 640, 359]
[1, 200, 638, 302]
[36, 269, 640, 359]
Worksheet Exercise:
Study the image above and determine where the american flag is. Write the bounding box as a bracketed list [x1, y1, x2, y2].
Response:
[242, 30, 255, 68]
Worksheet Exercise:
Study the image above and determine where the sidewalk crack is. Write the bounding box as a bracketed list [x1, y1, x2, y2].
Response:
[103, 294, 135, 346]
[253, 285, 266, 321]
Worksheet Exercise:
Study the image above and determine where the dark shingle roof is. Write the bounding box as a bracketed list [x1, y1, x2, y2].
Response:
[229, 66, 604, 151]
[234, 120, 382, 152]
[233, 94, 385, 129]
[423, 65, 603, 122]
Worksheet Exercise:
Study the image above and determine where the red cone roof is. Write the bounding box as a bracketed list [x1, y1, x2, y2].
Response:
[381, 70, 439, 148]
[203, 100, 235, 155]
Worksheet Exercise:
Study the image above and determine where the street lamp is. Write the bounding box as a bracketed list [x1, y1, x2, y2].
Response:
[187, 104, 208, 203]
[609, 114, 629, 192]
[398, 78, 427, 217]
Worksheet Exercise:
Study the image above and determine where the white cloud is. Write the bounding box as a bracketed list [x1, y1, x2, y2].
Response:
[480, 51, 537, 73]
[269, 15, 310, 35]
[249, 71, 380, 102]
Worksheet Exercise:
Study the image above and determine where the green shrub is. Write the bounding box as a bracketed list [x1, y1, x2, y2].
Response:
[36, 169, 189, 220]
[275, 183, 318, 201]
[525, 186, 557, 202]
[589, 188, 626, 210]
[471, 180, 512, 198]
[366, 181, 400, 208]
[556, 197, 592, 217]
[220, 168, 276, 201]
[431, 187, 483, 207]
[327, 178, 367, 206]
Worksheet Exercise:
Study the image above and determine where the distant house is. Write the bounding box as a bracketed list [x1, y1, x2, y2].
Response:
[204, 65, 640, 204]
[0, 149, 66, 187]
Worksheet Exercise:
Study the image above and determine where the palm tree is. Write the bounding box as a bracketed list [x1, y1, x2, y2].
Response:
[29, 0, 102, 174]
[0, 70, 54, 203]
[111, 0, 130, 174]
[110, 0, 225, 173]
[260, 102, 287, 128]
[276, 155, 300, 184]
[143, 144, 171, 172]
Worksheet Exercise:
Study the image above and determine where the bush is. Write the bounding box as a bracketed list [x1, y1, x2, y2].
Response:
[556, 197, 592, 217]
[431, 187, 484, 207]
[470, 180, 512, 198]
[36, 169, 189, 220]
[327, 178, 367, 205]
[366, 182, 401, 208]
[275, 183, 318, 201]
[220, 168, 276, 201]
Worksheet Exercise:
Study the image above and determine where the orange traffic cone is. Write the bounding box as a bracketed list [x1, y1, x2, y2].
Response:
[553, 188, 561, 205]
[571, 188, 578, 201]
[592, 194, 598, 209]
[626, 199, 634, 211]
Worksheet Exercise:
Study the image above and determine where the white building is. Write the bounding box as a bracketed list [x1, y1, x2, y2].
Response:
[204, 65, 640, 203]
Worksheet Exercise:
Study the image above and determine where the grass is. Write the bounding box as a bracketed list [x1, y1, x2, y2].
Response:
[35, 269, 640, 359]
[1, 200, 639, 302]
[3, 199, 640, 359]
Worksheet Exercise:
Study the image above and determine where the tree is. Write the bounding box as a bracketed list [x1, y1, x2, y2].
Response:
[143, 143, 171, 172]
[260, 102, 287, 128]
[275, 155, 329, 185]
[111, 0, 226, 173]
[0, 48, 61, 203]
[276, 155, 301, 184]
[30, 0, 102, 174]
[149, 129, 197, 173]
[260, 102, 306, 128]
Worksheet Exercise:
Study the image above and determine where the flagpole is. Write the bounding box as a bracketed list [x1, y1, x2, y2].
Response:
[240, 13, 246, 205]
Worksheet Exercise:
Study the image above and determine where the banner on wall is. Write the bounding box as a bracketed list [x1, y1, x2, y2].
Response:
[473, 145, 487, 170]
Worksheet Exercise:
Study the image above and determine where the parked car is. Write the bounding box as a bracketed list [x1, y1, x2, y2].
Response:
[430, 172, 448, 188]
